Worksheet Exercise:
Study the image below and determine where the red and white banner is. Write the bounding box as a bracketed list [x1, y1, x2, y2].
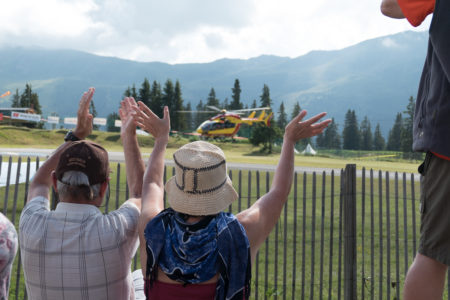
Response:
[0, 113, 3, 121]
[11, 111, 41, 122]
[93, 118, 107, 126]
[115, 120, 122, 127]
[64, 117, 77, 125]
[47, 116, 60, 124]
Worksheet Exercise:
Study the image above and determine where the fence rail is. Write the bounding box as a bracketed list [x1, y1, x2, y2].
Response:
[1, 155, 448, 299]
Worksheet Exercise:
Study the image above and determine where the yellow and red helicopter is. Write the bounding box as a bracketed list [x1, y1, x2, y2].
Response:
[179, 106, 273, 139]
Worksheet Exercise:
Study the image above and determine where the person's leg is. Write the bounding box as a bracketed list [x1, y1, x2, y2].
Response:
[403, 253, 447, 300]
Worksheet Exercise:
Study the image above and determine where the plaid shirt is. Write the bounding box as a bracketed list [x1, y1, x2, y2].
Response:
[19, 197, 139, 300]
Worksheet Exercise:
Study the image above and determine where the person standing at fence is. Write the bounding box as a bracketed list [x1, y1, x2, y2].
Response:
[0, 212, 17, 299]
[381, 1, 450, 299]
[133, 101, 331, 299]
[18, 88, 146, 300]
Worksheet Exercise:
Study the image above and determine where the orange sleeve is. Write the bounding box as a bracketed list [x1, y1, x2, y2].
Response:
[397, 0, 435, 27]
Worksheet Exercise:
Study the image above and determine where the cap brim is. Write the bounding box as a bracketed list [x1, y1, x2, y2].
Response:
[165, 175, 238, 216]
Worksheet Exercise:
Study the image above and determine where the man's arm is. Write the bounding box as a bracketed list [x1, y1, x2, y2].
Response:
[119, 97, 145, 210]
[27, 88, 95, 202]
[135, 103, 170, 226]
[237, 111, 331, 261]
[133, 102, 170, 276]
[381, 0, 405, 18]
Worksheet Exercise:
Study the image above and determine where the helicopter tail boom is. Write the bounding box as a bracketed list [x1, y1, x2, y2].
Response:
[263, 112, 273, 126]
[241, 111, 273, 126]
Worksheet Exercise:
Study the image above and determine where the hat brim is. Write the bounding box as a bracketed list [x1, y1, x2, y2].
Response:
[165, 175, 238, 216]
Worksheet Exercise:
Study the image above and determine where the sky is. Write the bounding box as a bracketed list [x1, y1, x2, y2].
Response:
[0, 0, 431, 64]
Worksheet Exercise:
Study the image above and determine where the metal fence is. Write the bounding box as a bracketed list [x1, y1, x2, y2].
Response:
[0, 155, 445, 299]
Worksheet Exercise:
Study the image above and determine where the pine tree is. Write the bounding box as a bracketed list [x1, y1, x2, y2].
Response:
[18, 84, 42, 128]
[373, 123, 385, 151]
[20, 83, 42, 113]
[90, 100, 98, 130]
[207, 88, 220, 107]
[401, 96, 415, 154]
[106, 112, 120, 132]
[251, 99, 257, 109]
[315, 132, 326, 149]
[324, 118, 341, 149]
[291, 102, 301, 120]
[150, 81, 163, 118]
[11, 89, 20, 107]
[131, 84, 138, 99]
[195, 99, 205, 128]
[124, 87, 131, 97]
[230, 79, 243, 110]
[30, 93, 42, 115]
[289, 101, 310, 148]
[250, 123, 282, 153]
[342, 109, 360, 150]
[251, 84, 279, 153]
[259, 84, 272, 107]
[277, 102, 288, 129]
[162, 79, 176, 130]
[222, 98, 229, 110]
[184, 102, 194, 131]
[173, 80, 185, 131]
[360, 116, 373, 151]
[206, 88, 220, 119]
[139, 78, 151, 107]
[387, 113, 403, 151]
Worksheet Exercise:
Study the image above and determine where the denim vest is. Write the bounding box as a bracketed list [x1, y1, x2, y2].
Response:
[413, 0, 450, 157]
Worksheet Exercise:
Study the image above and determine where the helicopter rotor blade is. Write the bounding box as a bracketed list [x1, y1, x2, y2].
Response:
[232, 107, 271, 113]
[205, 105, 222, 112]
[176, 110, 220, 113]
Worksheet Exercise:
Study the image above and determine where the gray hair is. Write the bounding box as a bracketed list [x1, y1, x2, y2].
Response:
[57, 171, 102, 201]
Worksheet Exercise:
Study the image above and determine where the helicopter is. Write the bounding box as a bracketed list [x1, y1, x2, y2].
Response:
[179, 106, 273, 139]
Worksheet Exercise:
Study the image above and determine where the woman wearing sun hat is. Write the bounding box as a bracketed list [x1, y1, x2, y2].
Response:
[133, 101, 331, 300]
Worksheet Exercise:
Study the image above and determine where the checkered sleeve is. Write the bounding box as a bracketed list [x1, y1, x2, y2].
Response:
[19, 196, 50, 232]
[114, 202, 140, 233]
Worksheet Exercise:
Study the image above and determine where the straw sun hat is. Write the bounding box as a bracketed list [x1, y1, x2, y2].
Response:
[165, 141, 238, 216]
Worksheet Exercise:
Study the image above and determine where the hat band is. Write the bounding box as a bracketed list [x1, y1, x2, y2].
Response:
[173, 156, 227, 195]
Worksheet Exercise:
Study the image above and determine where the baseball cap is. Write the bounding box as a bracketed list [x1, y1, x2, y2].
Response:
[55, 140, 109, 185]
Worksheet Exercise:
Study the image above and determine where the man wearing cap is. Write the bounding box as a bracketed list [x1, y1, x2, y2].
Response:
[133, 101, 330, 299]
[19, 88, 149, 299]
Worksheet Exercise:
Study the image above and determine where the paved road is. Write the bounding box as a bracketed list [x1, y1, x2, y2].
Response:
[0, 147, 340, 174]
[0, 147, 420, 180]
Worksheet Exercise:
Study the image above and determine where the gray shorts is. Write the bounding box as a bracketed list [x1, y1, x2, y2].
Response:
[418, 152, 450, 265]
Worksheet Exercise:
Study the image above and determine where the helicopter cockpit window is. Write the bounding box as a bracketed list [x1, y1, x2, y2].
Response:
[212, 123, 224, 130]
[201, 123, 212, 131]
[224, 122, 235, 128]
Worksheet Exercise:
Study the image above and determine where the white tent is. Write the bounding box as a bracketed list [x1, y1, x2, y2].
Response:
[301, 143, 317, 155]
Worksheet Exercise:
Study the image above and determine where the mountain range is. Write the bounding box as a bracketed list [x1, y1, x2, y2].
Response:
[0, 30, 429, 135]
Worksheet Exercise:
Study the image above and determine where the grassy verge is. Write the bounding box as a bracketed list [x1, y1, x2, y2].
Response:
[0, 125, 421, 174]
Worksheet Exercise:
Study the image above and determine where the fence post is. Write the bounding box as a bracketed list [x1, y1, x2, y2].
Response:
[344, 164, 357, 300]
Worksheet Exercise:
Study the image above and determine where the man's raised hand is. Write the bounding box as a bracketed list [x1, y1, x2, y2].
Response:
[119, 97, 139, 138]
[133, 102, 170, 142]
[74, 87, 95, 140]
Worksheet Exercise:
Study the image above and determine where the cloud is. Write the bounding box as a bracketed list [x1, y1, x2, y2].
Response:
[382, 37, 399, 48]
[0, 0, 431, 63]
